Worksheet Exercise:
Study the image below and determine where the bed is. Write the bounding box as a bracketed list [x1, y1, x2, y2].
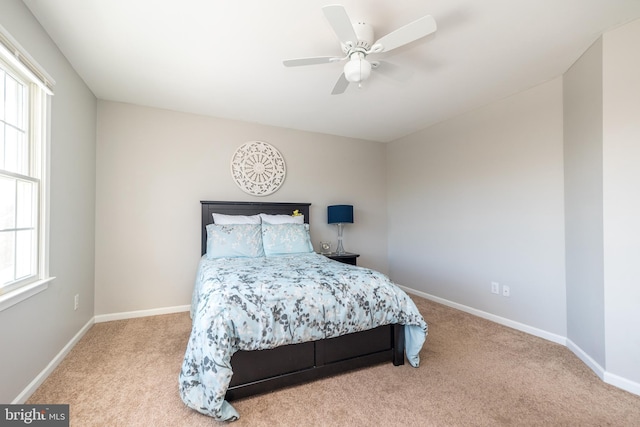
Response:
[179, 201, 427, 421]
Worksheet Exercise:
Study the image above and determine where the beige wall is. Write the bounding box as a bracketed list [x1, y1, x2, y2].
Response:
[385, 17, 640, 394]
[387, 78, 567, 336]
[95, 101, 387, 315]
[602, 18, 640, 386]
[563, 37, 605, 367]
[0, 0, 96, 403]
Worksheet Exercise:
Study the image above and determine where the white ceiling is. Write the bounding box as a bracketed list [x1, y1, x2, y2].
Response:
[23, 0, 640, 142]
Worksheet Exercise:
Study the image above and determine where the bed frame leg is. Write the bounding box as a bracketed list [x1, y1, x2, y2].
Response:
[392, 324, 405, 366]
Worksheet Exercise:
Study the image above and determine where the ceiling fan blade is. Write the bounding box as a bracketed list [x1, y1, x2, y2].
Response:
[373, 61, 413, 82]
[283, 57, 340, 67]
[374, 15, 437, 53]
[331, 73, 349, 95]
[322, 4, 358, 46]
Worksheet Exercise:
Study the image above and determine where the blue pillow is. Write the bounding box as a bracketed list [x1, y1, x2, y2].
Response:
[206, 224, 265, 259]
[261, 223, 314, 256]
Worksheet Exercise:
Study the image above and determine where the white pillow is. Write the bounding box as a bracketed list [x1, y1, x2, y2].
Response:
[259, 213, 304, 224]
[212, 213, 261, 224]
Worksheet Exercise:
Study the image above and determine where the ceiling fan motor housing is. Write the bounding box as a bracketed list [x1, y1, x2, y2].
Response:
[341, 21, 374, 52]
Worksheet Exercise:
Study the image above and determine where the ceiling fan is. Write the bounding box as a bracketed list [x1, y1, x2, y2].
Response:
[283, 4, 437, 95]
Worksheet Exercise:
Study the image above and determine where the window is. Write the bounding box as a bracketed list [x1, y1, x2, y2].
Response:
[0, 26, 54, 309]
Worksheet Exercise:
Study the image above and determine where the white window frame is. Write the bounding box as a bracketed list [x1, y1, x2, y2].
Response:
[0, 25, 54, 312]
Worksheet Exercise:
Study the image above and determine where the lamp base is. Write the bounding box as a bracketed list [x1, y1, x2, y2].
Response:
[335, 223, 346, 255]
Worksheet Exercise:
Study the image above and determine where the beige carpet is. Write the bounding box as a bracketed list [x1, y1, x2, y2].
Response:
[27, 297, 640, 426]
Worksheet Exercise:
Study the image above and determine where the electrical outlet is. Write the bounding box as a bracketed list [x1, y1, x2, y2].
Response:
[74, 294, 79, 310]
[491, 282, 500, 294]
[502, 285, 510, 297]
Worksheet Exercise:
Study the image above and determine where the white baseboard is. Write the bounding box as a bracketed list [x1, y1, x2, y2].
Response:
[605, 371, 640, 397]
[94, 304, 190, 323]
[399, 285, 566, 345]
[13, 317, 94, 404]
[566, 338, 606, 379]
[13, 304, 191, 402]
[566, 338, 640, 396]
[400, 285, 640, 397]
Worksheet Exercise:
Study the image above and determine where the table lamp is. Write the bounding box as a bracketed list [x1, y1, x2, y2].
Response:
[327, 205, 354, 255]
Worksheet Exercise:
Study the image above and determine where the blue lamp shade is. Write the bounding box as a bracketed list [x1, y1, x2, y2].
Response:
[328, 205, 354, 224]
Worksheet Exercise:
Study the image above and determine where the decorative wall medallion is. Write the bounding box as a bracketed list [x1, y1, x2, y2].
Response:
[231, 141, 286, 196]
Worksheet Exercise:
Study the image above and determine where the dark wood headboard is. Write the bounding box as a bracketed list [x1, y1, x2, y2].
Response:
[201, 201, 311, 255]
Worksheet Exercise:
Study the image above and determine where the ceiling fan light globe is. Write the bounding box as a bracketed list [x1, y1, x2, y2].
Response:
[344, 58, 372, 83]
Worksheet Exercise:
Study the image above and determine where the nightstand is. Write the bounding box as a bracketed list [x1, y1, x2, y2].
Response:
[323, 252, 360, 266]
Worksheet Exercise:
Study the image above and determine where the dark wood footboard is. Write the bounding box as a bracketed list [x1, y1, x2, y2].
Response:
[226, 324, 405, 401]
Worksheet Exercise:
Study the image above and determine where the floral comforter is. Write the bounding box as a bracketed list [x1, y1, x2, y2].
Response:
[179, 253, 427, 421]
